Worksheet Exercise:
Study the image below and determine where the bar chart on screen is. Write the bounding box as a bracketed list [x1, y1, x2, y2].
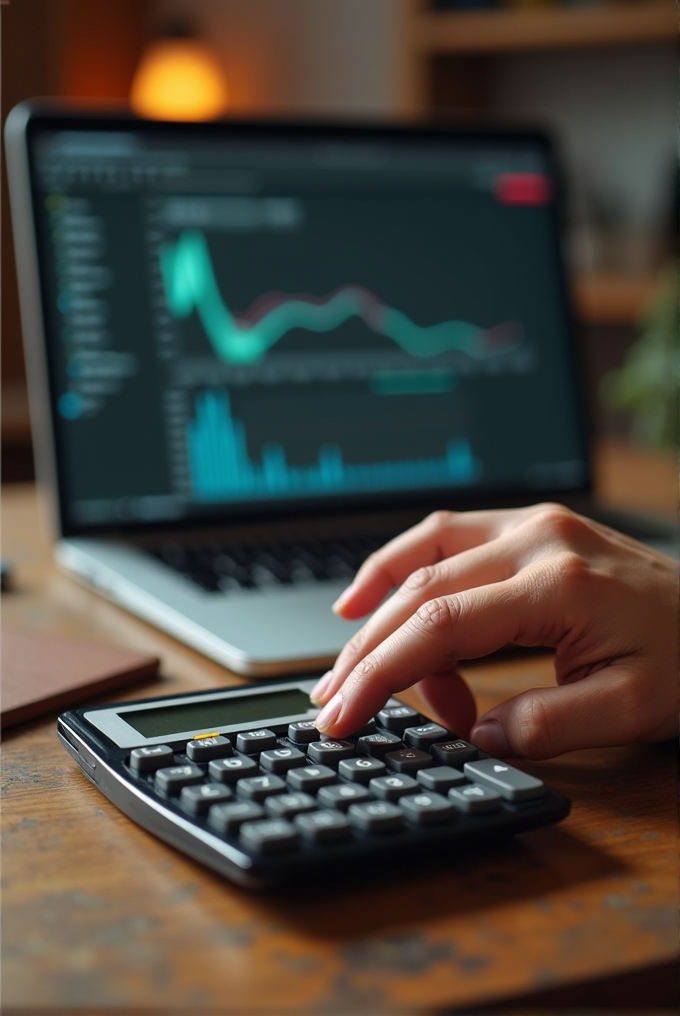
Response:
[186, 389, 480, 502]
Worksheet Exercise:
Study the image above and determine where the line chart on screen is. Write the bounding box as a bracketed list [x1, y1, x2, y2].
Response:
[159, 229, 524, 367]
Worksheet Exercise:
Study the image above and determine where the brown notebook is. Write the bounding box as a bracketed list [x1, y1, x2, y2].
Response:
[1, 626, 160, 729]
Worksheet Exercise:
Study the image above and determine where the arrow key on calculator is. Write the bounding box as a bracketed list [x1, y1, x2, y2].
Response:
[463, 759, 545, 801]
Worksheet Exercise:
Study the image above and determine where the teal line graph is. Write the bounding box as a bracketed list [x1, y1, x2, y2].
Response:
[159, 229, 522, 366]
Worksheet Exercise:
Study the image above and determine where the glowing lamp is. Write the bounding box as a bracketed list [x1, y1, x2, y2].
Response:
[131, 33, 228, 121]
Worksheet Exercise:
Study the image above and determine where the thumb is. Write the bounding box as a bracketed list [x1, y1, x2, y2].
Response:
[470, 668, 641, 760]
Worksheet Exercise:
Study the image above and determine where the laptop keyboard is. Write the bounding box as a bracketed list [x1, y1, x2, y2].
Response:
[150, 533, 392, 593]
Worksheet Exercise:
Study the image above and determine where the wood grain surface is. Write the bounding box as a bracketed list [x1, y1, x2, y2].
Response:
[2, 462, 677, 1014]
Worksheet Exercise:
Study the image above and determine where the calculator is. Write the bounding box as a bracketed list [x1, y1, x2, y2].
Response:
[58, 678, 570, 889]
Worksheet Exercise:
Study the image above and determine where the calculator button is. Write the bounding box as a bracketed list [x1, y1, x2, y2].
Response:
[307, 740, 356, 766]
[348, 800, 404, 834]
[209, 755, 259, 784]
[236, 729, 278, 753]
[180, 783, 233, 815]
[399, 792, 456, 826]
[239, 819, 298, 854]
[338, 756, 387, 784]
[369, 774, 419, 801]
[287, 721, 319, 745]
[417, 765, 467, 793]
[259, 746, 307, 774]
[264, 792, 316, 819]
[129, 745, 175, 772]
[286, 765, 336, 792]
[448, 783, 501, 814]
[317, 783, 371, 811]
[208, 800, 264, 835]
[186, 735, 233, 763]
[356, 731, 403, 759]
[376, 705, 422, 732]
[403, 723, 452, 750]
[154, 764, 204, 794]
[463, 759, 545, 801]
[385, 748, 433, 775]
[295, 810, 351, 844]
[431, 739, 479, 766]
[236, 774, 287, 803]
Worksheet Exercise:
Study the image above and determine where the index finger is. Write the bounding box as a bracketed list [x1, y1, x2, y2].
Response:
[317, 571, 550, 737]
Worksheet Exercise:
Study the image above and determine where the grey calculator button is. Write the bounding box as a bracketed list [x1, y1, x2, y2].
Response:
[286, 765, 336, 792]
[236, 774, 287, 802]
[154, 764, 204, 794]
[417, 766, 467, 792]
[317, 783, 371, 811]
[239, 818, 298, 854]
[356, 731, 402, 759]
[129, 745, 174, 772]
[264, 792, 316, 819]
[376, 705, 422, 732]
[448, 783, 501, 814]
[431, 739, 478, 766]
[287, 721, 318, 744]
[186, 735, 233, 763]
[295, 810, 351, 844]
[236, 729, 278, 753]
[307, 740, 355, 766]
[403, 723, 451, 750]
[208, 800, 263, 835]
[385, 748, 433, 775]
[463, 759, 545, 801]
[338, 757, 387, 784]
[399, 792, 456, 826]
[209, 755, 258, 784]
[348, 800, 403, 834]
[368, 774, 418, 802]
[259, 745, 307, 774]
[180, 783, 233, 814]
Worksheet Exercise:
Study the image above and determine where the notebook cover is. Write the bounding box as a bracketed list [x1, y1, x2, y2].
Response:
[1, 626, 160, 729]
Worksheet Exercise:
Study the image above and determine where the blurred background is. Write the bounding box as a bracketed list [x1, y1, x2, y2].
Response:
[2, 0, 676, 507]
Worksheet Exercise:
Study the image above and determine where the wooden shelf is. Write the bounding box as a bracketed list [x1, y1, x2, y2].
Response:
[573, 273, 657, 326]
[413, 1, 677, 54]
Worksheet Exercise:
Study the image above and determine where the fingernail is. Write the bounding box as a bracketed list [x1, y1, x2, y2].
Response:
[331, 583, 356, 614]
[471, 719, 512, 758]
[314, 690, 343, 732]
[310, 670, 334, 705]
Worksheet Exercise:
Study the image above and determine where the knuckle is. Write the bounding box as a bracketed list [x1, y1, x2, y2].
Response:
[424, 509, 454, 533]
[402, 565, 438, 595]
[412, 595, 461, 637]
[552, 550, 591, 588]
[514, 694, 557, 760]
[349, 653, 380, 693]
[532, 504, 580, 543]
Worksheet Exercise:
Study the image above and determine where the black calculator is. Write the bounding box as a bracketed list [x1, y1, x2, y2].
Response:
[58, 678, 570, 889]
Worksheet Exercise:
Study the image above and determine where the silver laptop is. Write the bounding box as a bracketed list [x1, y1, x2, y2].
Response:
[6, 102, 673, 676]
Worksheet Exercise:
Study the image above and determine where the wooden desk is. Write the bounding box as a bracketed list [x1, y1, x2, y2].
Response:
[2, 462, 677, 1015]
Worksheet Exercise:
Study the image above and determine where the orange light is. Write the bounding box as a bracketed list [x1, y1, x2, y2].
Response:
[130, 38, 228, 121]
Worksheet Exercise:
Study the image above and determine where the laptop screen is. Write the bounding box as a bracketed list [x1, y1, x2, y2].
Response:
[23, 114, 588, 531]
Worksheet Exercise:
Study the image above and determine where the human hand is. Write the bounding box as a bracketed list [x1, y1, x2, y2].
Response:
[311, 505, 678, 759]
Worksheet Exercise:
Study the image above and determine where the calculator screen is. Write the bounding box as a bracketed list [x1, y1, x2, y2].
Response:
[121, 688, 314, 738]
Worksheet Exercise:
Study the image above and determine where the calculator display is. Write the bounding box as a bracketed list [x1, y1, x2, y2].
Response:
[121, 688, 313, 738]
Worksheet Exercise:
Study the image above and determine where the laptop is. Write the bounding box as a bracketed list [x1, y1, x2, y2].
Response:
[6, 102, 675, 676]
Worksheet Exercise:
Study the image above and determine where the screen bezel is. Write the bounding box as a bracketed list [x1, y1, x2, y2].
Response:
[18, 104, 591, 538]
[84, 678, 320, 748]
